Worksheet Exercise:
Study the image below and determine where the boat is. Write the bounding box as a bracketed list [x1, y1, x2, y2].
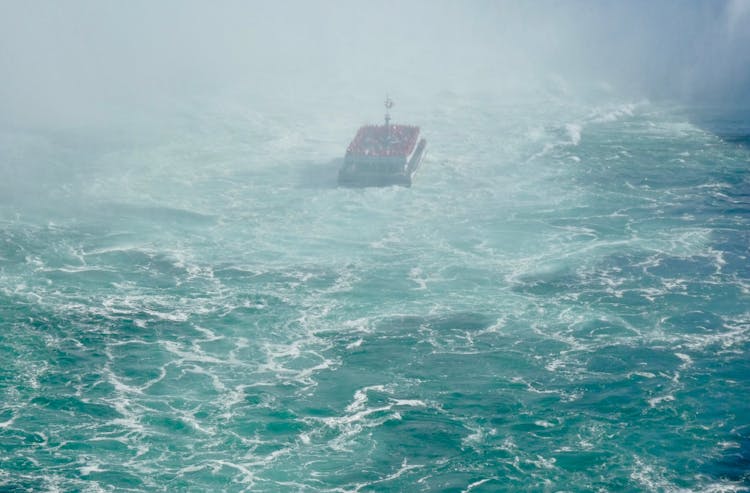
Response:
[338, 97, 427, 187]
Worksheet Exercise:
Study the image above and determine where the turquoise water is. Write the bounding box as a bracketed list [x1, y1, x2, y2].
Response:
[1, 95, 749, 491]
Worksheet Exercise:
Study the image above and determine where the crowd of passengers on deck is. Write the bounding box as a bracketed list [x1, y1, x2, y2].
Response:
[347, 125, 419, 156]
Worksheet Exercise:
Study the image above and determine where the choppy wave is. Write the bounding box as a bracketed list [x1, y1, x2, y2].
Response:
[1, 96, 749, 491]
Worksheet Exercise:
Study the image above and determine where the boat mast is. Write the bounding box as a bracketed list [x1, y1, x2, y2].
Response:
[384, 95, 394, 142]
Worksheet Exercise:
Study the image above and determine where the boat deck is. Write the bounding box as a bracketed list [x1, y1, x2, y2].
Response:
[346, 125, 420, 158]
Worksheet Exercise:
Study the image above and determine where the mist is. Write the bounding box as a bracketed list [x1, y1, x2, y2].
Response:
[1, 0, 748, 130]
[4, 3, 750, 491]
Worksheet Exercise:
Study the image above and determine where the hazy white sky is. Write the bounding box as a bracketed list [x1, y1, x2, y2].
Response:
[0, 0, 748, 128]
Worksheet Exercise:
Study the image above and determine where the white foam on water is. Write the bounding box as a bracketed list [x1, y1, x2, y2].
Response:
[390, 398, 427, 408]
[192, 325, 224, 342]
[565, 123, 582, 146]
[408, 267, 428, 290]
[663, 228, 713, 258]
[0, 414, 16, 429]
[588, 102, 637, 123]
[356, 458, 423, 490]
[161, 340, 233, 366]
[345, 338, 363, 349]
[699, 484, 750, 493]
[534, 420, 555, 428]
[79, 461, 104, 476]
[629, 456, 680, 492]
[717, 441, 740, 450]
[103, 366, 143, 396]
[681, 316, 749, 351]
[462, 477, 497, 492]
[345, 385, 390, 413]
[461, 422, 495, 449]
[648, 394, 676, 408]
[176, 460, 257, 487]
[306, 387, 405, 452]
[674, 352, 693, 370]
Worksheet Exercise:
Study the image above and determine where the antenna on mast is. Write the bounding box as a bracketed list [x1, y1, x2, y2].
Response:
[384, 95, 394, 127]
[384, 95, 394, 142]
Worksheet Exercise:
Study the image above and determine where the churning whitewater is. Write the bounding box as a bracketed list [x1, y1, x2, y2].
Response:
[1, 94, 749, 491]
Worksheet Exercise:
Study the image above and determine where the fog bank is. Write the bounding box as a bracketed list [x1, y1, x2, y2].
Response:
[0, 0, 748, 129]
